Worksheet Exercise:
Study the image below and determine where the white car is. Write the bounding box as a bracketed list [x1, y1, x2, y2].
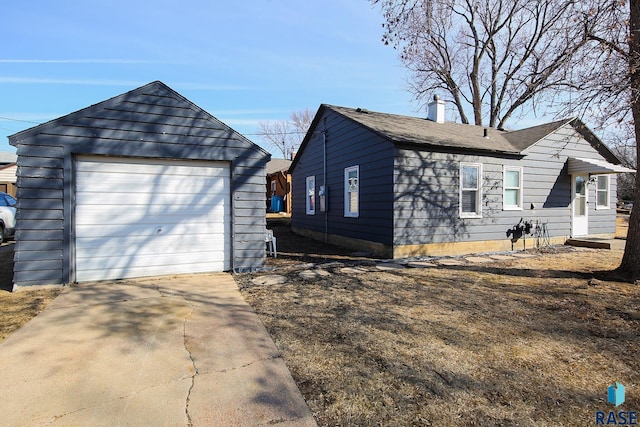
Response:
[0, 192, 16, 243]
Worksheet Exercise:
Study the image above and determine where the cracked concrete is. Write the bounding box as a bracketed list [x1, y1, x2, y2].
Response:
[182, 298, 197, 426]
[0, 273, 316, 426]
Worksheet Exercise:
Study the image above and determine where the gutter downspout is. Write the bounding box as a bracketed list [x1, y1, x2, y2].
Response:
[323, 118, 328, 243]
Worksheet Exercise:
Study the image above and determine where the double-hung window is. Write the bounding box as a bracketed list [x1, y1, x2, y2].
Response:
[344, 165, 359, 217]
[503, 166, 523, 210]
[596, 175, 609, 209]
[460, 163, 482, 218]
[306, 176, 315, 215]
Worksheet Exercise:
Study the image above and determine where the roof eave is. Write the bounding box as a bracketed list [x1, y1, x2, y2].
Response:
[395, 140, 522, 157]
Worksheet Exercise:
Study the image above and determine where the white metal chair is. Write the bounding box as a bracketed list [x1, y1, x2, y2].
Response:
[265, 229, 277, 258]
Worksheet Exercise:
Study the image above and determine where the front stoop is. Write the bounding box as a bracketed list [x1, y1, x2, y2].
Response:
[565, 238, 611, 250]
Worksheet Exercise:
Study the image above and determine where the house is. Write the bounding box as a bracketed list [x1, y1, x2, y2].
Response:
[266, 158, 292, 213]
[0, 151, 17, 166]
[0, 152, 18, 196]
[0, 163, 17, 197]
[289, 101, 634, 258]
[9, 81, 270, 288]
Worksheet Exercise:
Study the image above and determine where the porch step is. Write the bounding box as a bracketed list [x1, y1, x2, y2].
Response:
[565, 239, 611, 249]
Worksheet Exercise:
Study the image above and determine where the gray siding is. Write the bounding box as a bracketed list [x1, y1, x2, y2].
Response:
[393, 123, 618, 247]
[393, 149, 523, 245]
[291, 109, 395, 245]
[521, 124, 617, 235]
[10, 81, 268, 286]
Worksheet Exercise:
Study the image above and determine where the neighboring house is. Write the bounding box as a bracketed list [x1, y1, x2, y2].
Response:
[0, 163, 17, 196]
[9, 81, 269, 288]
[266, 158, 292, 213]
[290, 101, 634, 258]
[0, 151, 17, 165]
[0, 152, 18, 196]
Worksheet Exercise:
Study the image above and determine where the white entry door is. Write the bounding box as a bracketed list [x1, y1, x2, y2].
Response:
[572, 174, 588, 237]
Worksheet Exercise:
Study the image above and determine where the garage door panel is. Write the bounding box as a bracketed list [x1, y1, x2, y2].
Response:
[76, 175, 230, 197]
[77, 260, 228, 282]
[76, 249, 227, 267]
[76, 229, 228, 245]
[76, 238, 228, 257]
[75, 224, 229, 239]
[75, 211, 230, 227]
[76, 205, 229, 223]
[74, 156, 231, 281]
[75, 158, 229, 175]
[76, 191, 229, 208]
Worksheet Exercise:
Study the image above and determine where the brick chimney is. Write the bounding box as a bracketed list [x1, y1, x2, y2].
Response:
[427, 95, 445, 123]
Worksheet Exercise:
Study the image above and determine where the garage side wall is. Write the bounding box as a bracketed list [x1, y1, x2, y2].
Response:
[10, 82, 268, 287]
[13, 143, 65, 286]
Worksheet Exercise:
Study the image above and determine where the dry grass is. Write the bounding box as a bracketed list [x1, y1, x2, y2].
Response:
[616, 214, 629, 239]
[0, 244, 62, 342]
[238, 224, 639, 426]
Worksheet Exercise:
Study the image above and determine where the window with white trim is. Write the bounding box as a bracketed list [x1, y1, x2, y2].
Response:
[306, 176, 315, 215]
[344, 165, 359, 217]
[596, 175, 609, 209]
[270, 179, 276, 194]
[460, 163, 482, 218]
[503, 166, 523, 210]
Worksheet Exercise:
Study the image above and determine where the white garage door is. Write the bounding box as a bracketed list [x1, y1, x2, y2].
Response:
[74, 156, 231, 282]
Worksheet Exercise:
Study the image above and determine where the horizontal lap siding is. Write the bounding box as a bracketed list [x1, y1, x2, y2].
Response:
[291, 109, 395, 245]
[393, 123, 613, 246]
[233, 163, 267, 272]
[523, 125, 616, 235]
[394, 149, 518, 245]
[13, 145, 65, 285]
[11, 83, 267, 285]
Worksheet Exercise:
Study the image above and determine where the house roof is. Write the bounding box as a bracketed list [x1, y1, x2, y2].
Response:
[502, 118, 571, 151]
[266, 158, 292, 175]
[0, 151, 17, 164]
[290, 104, 623, 172]
[327, 105, 519, 154]
[8, 81, 270, 159]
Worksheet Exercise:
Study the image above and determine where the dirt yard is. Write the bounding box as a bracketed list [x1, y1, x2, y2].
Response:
[0, 243, 62, 341]
[0, 215, 637, 425]
[237, 220, 639, 426]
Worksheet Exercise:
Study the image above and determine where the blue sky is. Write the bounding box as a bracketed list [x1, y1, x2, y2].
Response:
[0, 0, 419, 155]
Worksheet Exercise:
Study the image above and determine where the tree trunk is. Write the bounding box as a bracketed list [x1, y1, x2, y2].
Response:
[618, 0, 640, 281]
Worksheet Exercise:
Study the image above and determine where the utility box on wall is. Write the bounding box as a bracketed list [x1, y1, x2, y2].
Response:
[319, 185, 328, 212]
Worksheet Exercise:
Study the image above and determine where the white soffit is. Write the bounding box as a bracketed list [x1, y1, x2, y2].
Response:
[567, 157, 636, 175]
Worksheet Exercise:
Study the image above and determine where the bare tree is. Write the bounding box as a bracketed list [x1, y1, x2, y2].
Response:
[572, 0, 640, 279]
[258, 109, 314, 159]
[373, 0, 595, 129]
[548, 0, 640, 279]
[605, 130, 637, 202]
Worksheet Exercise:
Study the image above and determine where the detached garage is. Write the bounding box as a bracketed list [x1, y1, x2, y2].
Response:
[9, 81, 269, 288]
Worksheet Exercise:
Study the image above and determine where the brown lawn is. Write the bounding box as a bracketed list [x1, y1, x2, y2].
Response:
[0, 244, 62, 342]
[0, 216, 637, 425]
[237, 221, 639, 426]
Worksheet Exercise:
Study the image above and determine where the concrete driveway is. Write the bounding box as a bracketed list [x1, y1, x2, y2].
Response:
[0, 273, 316, 426]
